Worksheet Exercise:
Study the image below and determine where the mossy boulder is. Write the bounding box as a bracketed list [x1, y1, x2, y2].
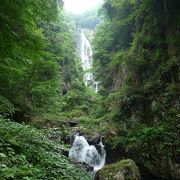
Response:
[96, 159, 140, 180]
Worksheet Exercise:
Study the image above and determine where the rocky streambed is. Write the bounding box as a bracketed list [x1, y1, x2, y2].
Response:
[66, 131, 141, 180]
[46, 119, 179, 180]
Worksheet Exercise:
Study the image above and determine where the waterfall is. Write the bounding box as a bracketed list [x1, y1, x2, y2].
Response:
[80, 29, 98, 92]
[69, 134, 106, 172]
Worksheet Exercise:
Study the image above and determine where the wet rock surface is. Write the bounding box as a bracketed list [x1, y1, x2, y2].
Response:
[76, 161, 94, 172]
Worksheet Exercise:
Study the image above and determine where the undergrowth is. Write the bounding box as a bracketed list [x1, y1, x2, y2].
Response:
[0, 116, 92, 180]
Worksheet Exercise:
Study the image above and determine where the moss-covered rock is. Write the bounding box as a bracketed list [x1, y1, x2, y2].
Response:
[96, 159, 140, 180]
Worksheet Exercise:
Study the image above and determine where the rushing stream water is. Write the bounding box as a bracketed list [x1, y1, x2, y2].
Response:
[68, 29, 106, 175]
[69, 134, 106, 172]
[80, 29, 98, 93]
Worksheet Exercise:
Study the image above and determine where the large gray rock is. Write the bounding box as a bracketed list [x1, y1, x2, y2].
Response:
[96, 159, 140, 180]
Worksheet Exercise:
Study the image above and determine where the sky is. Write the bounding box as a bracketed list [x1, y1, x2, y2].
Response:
[64, 0, 103, 14]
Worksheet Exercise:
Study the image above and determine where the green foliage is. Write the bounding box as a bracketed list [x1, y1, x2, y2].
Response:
[0, 96, 14, 117]
[0, 0, 62, 118]
[94, 0, 180, 125]
[105, 108, 180, 176]
[0, 0, 88, 121]
[93, 0, 180, 178]
[0, 116, 92, 179]
[59, 87, 104, 118]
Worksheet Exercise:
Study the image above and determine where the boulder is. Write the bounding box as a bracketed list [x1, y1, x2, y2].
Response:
[86, 133, 100, 145]
[96, 159, 140, 180]
[64, 119, 79, 127]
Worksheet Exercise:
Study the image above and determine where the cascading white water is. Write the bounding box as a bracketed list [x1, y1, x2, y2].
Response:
[69, 134, 106, 172]
[80, 29, 98, 92]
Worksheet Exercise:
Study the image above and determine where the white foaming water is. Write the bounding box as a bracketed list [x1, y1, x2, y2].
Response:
[80, 29, 98, 92]
[69, 134, 106, 172]
[93, 137, 106, 171]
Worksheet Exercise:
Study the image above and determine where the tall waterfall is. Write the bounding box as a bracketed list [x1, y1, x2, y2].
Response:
[80, 29, 98, 93]
[69, 134, 106, 172]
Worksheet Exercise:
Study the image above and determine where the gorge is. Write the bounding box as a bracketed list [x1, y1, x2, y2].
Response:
[0, 0, 179, 180]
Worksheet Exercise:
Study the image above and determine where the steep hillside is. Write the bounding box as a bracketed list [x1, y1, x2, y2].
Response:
[93, 0, 180, 179]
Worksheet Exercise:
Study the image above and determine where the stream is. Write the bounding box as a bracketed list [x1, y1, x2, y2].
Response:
[69, 133, 106, 174]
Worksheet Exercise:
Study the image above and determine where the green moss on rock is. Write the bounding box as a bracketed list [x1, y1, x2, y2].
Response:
[97, 159, 140, 180]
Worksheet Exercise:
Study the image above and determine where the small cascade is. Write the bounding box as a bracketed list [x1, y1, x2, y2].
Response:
[80, 29, 98, 92]
[93, 136, 106, 171]
[69, 134, 106, 172]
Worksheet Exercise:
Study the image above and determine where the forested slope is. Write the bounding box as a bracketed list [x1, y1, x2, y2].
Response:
[0, 0, 92, 179]
[93, 0, 180, 179]
[0, 0, 89, 120]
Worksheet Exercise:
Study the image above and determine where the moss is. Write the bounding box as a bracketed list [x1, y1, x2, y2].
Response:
[97, 159, 140, 180]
